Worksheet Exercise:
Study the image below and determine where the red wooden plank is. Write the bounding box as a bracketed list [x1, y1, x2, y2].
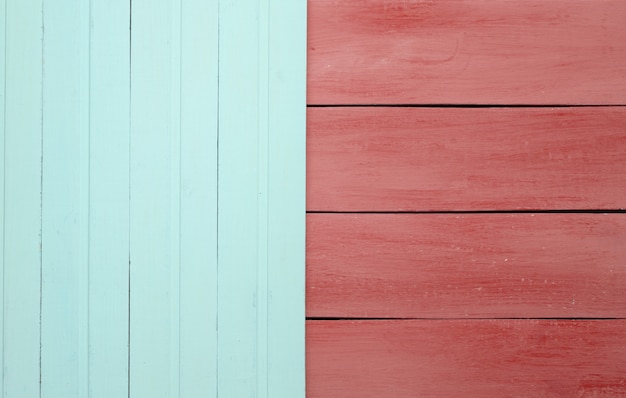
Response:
[307, 107, 626, 211]
[307, 320, 626, 397]
[307, 213, 626, 318]
[308, 0, 626, 105]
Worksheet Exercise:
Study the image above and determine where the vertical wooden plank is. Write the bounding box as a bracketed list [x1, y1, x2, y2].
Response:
[217, 0, 261, 395]
[41, 0, 89, 396]
[218, 0, 306, 396]
[179, 0, 218, 396]
[2, 0, 42, 396]
[267, 0, 306, 396]
[131, 0, 220, 396]
[89, 0, 130, 396]
[129, 0, 175, 396]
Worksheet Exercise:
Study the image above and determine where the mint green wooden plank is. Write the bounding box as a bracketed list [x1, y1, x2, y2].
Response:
[179, 0, 218, 396]
[218, 1, 306, 396]
[2, 1, 42, 396]
[131, 0, 219, 395]
[89, 0, 130, 396]
[130, 0, 176, 396]
[41, 0, 89, 396]
[267, 1, 306, 396]
[218, 0, 262, 396]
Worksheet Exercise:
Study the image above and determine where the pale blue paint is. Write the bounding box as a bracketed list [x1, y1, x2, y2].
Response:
[130, 0, 179, 395]
[179, 0, 219, 395]
[41, 0, 90, 395]
[218, 1, 306, 397]
[267, 2, 307, 395]
[2, 1, 305, 396]
[88, 1, 131, 396]
[41, 1, 131, 396]
[217, 0, 263, 395]
[2, 1, 42, 397]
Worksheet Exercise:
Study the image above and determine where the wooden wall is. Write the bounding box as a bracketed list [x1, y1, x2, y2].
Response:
[306, 1, 626, 396]
[0, 1, 305, 397]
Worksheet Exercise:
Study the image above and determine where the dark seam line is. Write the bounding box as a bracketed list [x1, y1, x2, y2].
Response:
[306, 209, 626, 215]
[306, 104, 626, 108]
[215, 2, 220, 397]
[127, 1, 132, 397]
[306, 317, 624, 321]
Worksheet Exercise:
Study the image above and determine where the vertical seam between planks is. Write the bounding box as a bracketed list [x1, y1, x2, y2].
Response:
[215, 1, 220, 396]
[78, 0, 91, 395]
[38, 1, 44, 395]
[127, 1, 132, 397]
[257, 0, 270, 396]
[169, 0, 182, 395]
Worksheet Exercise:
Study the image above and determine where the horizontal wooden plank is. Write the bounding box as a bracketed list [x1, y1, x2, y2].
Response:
[307, 107, 626, 211]
[308, 0, 626, 105]
[307, 320, 626, 397]
[307, 213, 626, 318]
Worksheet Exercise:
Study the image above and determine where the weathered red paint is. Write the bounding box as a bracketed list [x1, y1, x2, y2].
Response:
[308, 0, 626, 105]
[307, 107, 626, 211]
[306, 1, 626, 394]
[307, 213, 626, 318]
[307, 320, 626, 397]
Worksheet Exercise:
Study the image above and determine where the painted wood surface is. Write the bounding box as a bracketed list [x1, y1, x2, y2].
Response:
[218, 0, 306, 396]
[130, 0, 219, 396]
[41, 0, 96, 395]
[179, 1, 220, 396]
[2, 1, 304, 397]
[1, 1, 42, 396]
[307, 213, 626, 318]
[307, 107, 626, 211]
[266, 1, 307, 395]
[41, 1, 130, 396]
[217, 0, 266, 395]
[307, 320, 626, 397]
[307, 0, 626, 105]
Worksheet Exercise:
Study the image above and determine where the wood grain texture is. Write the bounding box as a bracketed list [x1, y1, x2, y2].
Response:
[307, 213, 626, 318]
[308, 0, 626, 105]
[307, 320, 626, 398]
[307, 107, 626, 211]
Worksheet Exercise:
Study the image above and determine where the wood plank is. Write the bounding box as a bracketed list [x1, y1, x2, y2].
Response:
[218, 1, 307, 396]
[307, 213, 626, 318]
[218, 0, 267, 395]
[88, 0, 130, 396]
[41, 0, 90, 395]
[179, 0, 219, 396]
[130, 0, 179, 396]
[2, 0, 42, 395]
[267, 0, 307, 395]
[307, 107, 626, 211]
[307, 320, 626, 398]
[307, 0, 626, 105]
